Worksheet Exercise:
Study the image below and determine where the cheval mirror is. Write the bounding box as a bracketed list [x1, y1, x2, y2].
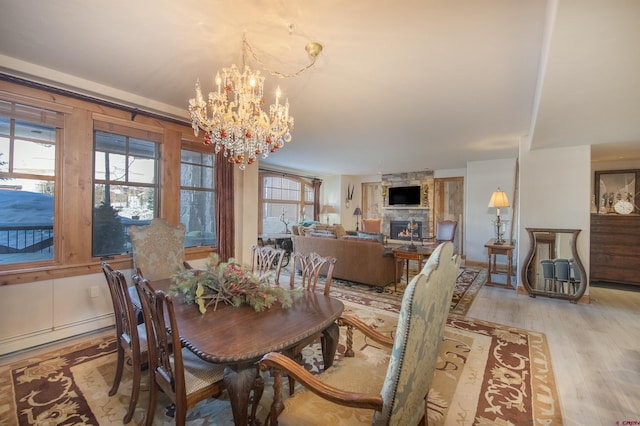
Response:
[521, 228, 587, 303]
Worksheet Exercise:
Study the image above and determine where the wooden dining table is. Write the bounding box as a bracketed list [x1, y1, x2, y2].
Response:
[133, 279, 344, 426]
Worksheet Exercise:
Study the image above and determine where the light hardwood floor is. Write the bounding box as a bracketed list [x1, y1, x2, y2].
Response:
[467, 283, 640, 426]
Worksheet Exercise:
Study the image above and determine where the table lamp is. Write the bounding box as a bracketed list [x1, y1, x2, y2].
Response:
[321, 205, 336, 225]
[488, 188, 510, 244]
[353, 207, 362, 232]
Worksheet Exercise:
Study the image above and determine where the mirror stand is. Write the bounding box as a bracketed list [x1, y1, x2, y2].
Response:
[521, 228, 587, 303]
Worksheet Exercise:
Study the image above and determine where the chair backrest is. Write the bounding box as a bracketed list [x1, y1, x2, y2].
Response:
[129, 218, 186, 281]
[102, 262, 143, 358]
[553, 259, 570, 281]
[375, 242, 459, 426]
[251, 245, 285, 285]
[540, 259, 555, 280]
[435, 220, 458, 242]
[362, 218, 382, 234]
[133, 274, 186, 403]
[289, 252, 337, 296]
[569, 258, 581, 282]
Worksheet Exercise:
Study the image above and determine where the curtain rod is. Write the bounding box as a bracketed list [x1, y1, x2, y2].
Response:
[0, 73, 190, 127]
[258, 166, 321, 182]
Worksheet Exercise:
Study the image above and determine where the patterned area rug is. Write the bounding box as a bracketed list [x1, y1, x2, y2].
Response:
[1, 268, 562, 425]
[323, 266, 487, 316]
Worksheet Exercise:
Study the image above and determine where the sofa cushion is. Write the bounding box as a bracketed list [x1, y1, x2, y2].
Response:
[357, 231, 384, 244]
[339, 236, 379, 243]
[308, 231, 337, 238]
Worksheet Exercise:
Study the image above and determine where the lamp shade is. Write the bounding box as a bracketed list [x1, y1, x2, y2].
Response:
[353, 207, 362, 216]
[321, 205, 337, 214]
[488, 189, 510, 208]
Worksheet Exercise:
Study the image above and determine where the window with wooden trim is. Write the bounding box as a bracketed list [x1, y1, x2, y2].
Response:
[259, 172, 315, 234]
[92, 127, 160, 257]
[0, 101, 62, 266]
[180, 148, 216, 247]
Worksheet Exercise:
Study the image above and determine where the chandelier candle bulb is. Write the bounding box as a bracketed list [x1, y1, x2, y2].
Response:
[189, 35, 321, 169]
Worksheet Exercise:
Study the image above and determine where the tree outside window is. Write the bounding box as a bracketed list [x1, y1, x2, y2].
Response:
[93, 130, 159, 257]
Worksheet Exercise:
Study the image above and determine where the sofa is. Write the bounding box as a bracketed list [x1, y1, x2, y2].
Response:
[292, 234, 397, 288]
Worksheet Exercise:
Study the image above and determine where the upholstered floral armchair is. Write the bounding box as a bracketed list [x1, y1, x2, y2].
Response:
[260, 242, 460, 425]
[129, 218, 187, 281]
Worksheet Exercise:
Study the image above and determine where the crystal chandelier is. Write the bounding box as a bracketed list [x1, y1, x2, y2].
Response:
[189, 36, 322, 170]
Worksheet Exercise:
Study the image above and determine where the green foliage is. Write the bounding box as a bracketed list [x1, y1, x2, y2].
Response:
[93, 201, 125, 255]
[169, 253, 301, 314]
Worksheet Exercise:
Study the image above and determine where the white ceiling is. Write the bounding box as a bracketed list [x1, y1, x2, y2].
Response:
[1, 0, 639, 176]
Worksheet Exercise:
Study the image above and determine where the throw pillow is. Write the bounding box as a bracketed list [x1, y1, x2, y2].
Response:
[329, 224, 347, 237]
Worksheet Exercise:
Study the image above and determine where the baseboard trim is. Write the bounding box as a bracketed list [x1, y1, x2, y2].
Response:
[0, 315, 114, 356]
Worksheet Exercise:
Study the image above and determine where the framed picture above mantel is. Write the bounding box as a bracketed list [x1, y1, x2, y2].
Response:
[594, 169, 639, 215]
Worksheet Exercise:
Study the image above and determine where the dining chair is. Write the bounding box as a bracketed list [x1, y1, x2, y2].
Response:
[289, 251, 337, 296]
[569, 258, 581, 294]
[260, 242, 460, 426]
[101, 262, 148, 424]
[251, 244, 286, 285]
[553, 258, 571, 293]
[285, 251, 338, 394]
[434, 220, 457, 243]
[129, 218, 189, 281]
[540, 259, 555, 291]
[133, 274, 226, 426]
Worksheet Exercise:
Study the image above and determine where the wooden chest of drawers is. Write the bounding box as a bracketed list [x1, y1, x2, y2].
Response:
[590, 214, 640, 286]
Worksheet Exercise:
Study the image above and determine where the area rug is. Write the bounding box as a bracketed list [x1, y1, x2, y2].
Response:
[313, 266, 487, 316]
[1, 286, 562, 425]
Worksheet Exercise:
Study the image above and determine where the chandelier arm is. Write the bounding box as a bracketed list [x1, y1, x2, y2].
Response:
[243, 37, 319, 79]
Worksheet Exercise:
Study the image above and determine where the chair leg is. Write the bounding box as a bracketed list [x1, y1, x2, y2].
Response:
[110, 345, 125, 396]
[145, 380, 157, 426]
[123, 362, 141, 423]
[250, 365, 265, 423]
[175, 403, 188, 426]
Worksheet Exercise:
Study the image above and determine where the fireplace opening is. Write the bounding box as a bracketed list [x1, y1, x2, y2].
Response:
[390, 220, 422, 241]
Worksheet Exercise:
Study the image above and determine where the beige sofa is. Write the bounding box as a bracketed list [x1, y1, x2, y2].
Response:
[292, 235, 397, 288]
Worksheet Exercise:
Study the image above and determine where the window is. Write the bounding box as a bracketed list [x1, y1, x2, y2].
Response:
[180, 148, 216, 247]
[0, 102, 61, 266]
[93, 129, 159, 257]
[260, 173, 315, 234]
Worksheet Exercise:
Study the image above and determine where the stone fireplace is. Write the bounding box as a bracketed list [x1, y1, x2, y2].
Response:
[380, 170, 434, 242]
[390, 220, 422, 241]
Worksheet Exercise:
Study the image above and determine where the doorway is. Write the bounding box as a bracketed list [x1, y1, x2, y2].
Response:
[433, 177, 464, 255]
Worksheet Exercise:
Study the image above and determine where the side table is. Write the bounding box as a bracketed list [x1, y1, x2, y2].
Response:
[392, 245, 436, 292]
[484, 238, 515, 289]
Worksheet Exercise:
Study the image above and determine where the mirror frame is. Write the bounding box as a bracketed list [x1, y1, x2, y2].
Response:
[521, 227, 587, 303]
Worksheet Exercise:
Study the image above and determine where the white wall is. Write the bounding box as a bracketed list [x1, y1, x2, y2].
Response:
[465, 158, 518, 264]
[235, 165, 259, 265]
[0, 272, 116, 355]
[518, 143, 591, 292]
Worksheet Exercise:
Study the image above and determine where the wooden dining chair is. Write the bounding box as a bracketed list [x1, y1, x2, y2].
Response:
[260, 242, 460, 426]
[251, 244, 286, 285]
[129, 218, 189, 280]
[101, 262, 148, 424]
[289, 251, 337, 296]
[285, 251, 338, 394]
[132, 274, 226, 426]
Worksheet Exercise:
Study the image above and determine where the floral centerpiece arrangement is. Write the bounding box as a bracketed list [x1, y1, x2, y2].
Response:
[168, 253, 300, 314]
